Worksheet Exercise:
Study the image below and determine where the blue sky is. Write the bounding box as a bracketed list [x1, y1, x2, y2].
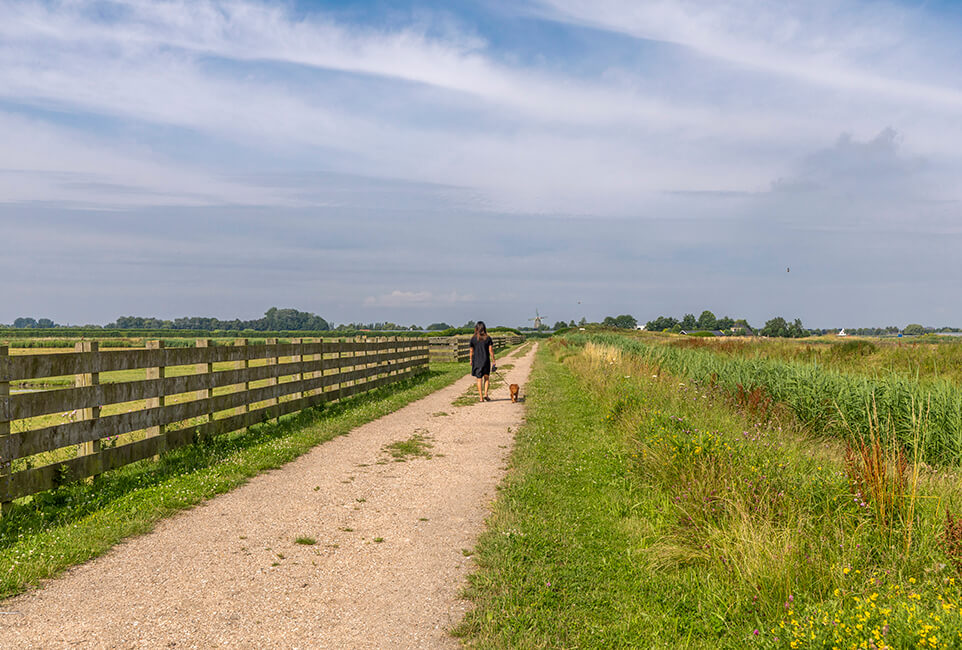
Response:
[2, 0, 961, 329]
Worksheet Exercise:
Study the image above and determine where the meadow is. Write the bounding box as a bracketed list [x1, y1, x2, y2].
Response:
[459, 336, 962, 648]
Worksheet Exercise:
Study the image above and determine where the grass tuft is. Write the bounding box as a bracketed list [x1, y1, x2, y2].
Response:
[382, 430, 434, 461]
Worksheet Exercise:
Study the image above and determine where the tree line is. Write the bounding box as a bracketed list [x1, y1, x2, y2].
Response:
[645, 311, 746, 334]
[643, 311, 809, 338]
[105, 308, 331, 331]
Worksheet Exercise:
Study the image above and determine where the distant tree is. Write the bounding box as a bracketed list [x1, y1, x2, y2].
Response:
[613, 314, 637, 329]
[646, 316, 679, 332]
[716, 316, 735, 330]
[13, 317, 39, 328]
[669, 323, 683, 333]
[426, 322, 452, 331]
[410, 324, 423, 331]
[760, 317, 807, 338]
[697, 310, 717, 330]
[903, 323, 926, 335]
[761, 317, 790, 338]
[681, 313, 697, 330]
[787, 318, 807, 338]
[578, 317, 588, 327]
[602, 316, 617, 327]
[569, 320, 576, 327]
[463, 320, 476, 328]
[37, 318, 56, 328]
[553, 321, 568, 330]
[261, 307, 330, 331]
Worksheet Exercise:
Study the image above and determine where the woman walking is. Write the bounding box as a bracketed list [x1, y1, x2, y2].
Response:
[469, 321, 495, 402]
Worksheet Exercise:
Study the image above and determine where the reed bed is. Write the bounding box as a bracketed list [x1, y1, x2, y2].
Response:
[566, 333, 962, 466]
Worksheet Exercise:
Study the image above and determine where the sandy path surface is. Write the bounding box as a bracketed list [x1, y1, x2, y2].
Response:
[1, 344, 537, 649]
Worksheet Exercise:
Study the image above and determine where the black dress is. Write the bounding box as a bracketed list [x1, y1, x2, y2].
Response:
[470, 335, 493, 378]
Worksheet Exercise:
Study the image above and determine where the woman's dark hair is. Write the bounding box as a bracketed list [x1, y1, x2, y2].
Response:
[474, 321, 488, 340]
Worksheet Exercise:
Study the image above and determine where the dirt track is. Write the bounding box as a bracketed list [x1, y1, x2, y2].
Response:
[0, 344, 537, 649]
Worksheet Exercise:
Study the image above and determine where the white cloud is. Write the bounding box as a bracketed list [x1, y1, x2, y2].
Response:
[532, 0, 962, 109]
[2, 0, 962, 326]
[3, 0, 962, 214]
[363, 290, 476, 308]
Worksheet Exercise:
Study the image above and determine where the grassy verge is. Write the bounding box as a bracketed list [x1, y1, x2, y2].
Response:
[457, 340, 962, 648]
[456, 343, 658, 647]
[0, 362, 464, 599]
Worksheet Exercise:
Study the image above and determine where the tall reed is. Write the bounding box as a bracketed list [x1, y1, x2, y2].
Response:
[566, 333, 962, 465]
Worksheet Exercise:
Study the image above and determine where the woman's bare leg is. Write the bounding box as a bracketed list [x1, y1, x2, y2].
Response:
[477, 377, 484, 401]
[483, 375, 490, 399]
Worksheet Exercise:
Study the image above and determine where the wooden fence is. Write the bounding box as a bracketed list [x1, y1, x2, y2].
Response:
[428, 335, 524, 363]
[0, 337, 428, 509]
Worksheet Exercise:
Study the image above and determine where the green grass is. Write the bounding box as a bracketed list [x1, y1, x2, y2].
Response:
[456, 344, 660, 647]
[382, 431, 434, 461]
[295, 536, 316, 545]
[456, 340, 962, 648]
[0, 362, 465, 599]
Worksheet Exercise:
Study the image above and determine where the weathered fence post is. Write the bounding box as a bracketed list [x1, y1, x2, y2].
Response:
[334, 339, 343, 403]
[375, 336, 384, 381]
[314, 337, 327, 402]
[0, 345, 10, 516]
[196, 339, 214, 433]
[354, 336, 363, 394]
[390, 336, 398, 379]
[265, 337, 278, 420]
[146, 340, 166, 459]
[235, 338, 249, 415]
[291, 338, 304, 402]
[75, 341, 101, 481]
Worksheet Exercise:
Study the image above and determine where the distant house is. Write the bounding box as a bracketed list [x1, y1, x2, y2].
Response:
[838, 328, 848, 337]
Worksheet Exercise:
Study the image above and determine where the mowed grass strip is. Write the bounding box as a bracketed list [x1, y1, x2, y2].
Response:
[455, 344, 659, 647]
[0, 362, 465, 599]
[457, 340, 962, 648]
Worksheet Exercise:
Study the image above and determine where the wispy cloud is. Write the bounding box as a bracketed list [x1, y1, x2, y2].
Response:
[532, 0, 962, 109]
[1, 0, 961, 326]
[363, 290, 476, 308]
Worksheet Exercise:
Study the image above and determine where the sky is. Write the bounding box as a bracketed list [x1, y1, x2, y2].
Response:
[2, 0, 961, 329]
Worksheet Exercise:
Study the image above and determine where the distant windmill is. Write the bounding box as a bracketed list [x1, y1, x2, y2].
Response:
[529, 309, 545, 329]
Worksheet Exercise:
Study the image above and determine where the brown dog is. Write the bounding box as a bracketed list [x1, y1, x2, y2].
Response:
[509, 384, 520, 403]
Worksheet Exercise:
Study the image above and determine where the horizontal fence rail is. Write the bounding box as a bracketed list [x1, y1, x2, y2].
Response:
[0, 338, 428, 507]
[427, 335, 524, 363]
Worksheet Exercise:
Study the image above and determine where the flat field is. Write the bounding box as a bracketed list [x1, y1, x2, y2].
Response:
[460, 336, 962, 649]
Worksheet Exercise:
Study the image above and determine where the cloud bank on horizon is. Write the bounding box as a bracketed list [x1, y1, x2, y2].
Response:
[1, 0, 960, 328]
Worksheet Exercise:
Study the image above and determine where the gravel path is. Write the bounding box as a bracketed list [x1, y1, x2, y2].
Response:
[1, 344, 537, 649]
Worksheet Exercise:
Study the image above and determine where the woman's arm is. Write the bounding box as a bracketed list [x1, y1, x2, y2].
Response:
[488, 341, 494, 365]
